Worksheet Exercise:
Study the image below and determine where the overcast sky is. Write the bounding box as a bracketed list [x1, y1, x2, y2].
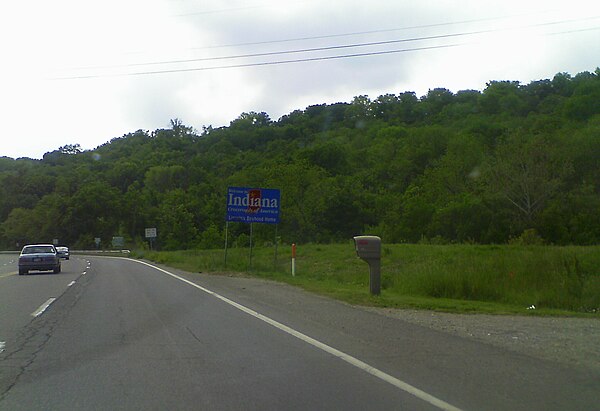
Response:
[1, 0, 598, 159]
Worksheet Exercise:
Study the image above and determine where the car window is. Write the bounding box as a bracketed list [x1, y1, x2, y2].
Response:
[22, 246, 55, 254]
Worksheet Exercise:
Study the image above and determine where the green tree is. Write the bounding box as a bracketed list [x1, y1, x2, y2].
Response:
[67, 181, 123, 245]
[158, 189, 199, 249]
[483, 133, 571, 225]
[563, 71, 600, 121]
[480, 80, 527, 116]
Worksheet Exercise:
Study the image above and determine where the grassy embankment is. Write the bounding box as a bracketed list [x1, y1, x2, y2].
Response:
[135, 243, 600, 316]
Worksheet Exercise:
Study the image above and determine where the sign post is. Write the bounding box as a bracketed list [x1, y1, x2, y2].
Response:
[225, 187, 281, 271]
[224, 221, 229, 267]
[145, 227, 157, 250]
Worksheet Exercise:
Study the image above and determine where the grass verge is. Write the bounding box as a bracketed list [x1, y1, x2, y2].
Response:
[133, 243, 600, 316]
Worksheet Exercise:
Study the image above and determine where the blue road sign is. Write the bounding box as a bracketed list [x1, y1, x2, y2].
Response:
[226, 187, 280, 224]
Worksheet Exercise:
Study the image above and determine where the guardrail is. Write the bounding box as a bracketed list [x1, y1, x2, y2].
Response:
[73, 250, 131, 256]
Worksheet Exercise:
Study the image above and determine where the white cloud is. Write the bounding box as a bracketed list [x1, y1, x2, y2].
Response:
[1, 0, 598, 158]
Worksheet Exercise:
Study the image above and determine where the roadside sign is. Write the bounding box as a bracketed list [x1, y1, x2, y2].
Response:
[145, 227, 157, 238]
[112, 236, 125, 248]
[226, 187, 280, 224]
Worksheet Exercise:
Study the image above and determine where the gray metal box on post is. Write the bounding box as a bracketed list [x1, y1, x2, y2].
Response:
[353, 235, 382, 295]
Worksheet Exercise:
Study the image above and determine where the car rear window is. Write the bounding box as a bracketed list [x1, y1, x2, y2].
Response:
[23, 246, 55, 254]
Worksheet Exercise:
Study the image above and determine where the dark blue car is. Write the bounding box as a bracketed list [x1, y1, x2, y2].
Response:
[18, 244, 61, 275]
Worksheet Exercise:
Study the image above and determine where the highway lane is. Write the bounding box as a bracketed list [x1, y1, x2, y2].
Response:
[0, 254, 18, 276]
[0, 255, 89, 351]
[0, 257, 438, 411]
[0, 257, 598, 410]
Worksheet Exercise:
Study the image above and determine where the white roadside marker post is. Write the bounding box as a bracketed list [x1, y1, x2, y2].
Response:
[291, 243, 296, 276]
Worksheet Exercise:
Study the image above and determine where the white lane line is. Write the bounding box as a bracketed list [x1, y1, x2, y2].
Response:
[68, 281, 76, 287]
[82, 271, 87, 275]
[127, 258, 463, 411]
[0, 341, 5, 353]
[31, 298, 56, 317]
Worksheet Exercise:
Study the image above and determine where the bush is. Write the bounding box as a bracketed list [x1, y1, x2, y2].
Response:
[509, 228, 545, 245]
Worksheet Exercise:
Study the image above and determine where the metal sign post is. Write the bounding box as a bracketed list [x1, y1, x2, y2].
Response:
[225, 187, 281, 272]
[273, 224, 278, 270]
[249, 223, 253, 271]
[224, 221, 229, 268]
[145, 227, 157, 250]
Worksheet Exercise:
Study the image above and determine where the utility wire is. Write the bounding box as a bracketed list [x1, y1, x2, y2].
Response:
[174, 7, 579, 51]
[67, 14, 517, 70]
[51, 18, 600, 80]
[75, 29, 494, 70]
[53, 43, 466, 79]
[186, 13, 537, 50]
[68, 15, 600, 71]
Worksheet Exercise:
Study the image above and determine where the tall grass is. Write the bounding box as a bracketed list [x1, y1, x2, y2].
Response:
[135, 243, 600, 314]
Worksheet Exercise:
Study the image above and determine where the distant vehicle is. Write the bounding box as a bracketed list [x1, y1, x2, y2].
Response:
[56, 246, 70, 260]
[18, 244, 61, 275]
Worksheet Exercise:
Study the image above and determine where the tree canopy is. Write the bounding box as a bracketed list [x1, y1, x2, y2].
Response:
[1, 69, 599, 249]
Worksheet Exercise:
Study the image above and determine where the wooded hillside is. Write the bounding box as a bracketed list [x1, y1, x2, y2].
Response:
[1, 69, 599, 249]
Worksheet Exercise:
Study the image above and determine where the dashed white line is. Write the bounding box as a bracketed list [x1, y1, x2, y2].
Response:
[31, 298, 56, 317]
[0, 341, 5, 353]
[68, 281, 76, 287]
[127, 258, 463, 411]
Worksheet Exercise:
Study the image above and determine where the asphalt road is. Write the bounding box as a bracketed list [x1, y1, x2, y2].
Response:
[0, 255, 598, 411]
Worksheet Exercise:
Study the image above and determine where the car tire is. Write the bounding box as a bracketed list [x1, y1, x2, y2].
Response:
[53, 266, 60, 274]
[19, 269, 27, 275]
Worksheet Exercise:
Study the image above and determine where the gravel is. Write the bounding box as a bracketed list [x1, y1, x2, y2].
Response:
[363, 307, 600, 372]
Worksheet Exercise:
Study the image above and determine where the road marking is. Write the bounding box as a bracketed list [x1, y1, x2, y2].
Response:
[0, 272, 17, 279]
[68, 281, 76, 287]
[31, 298, 56, 317]
[128, 258, 463, 411]
[0, 341, 5, 353]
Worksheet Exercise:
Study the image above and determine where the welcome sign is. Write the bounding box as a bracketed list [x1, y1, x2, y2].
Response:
[226, 187, 280, 224]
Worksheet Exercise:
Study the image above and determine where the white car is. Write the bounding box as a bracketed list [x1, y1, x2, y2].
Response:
[56, 246, 70, 260]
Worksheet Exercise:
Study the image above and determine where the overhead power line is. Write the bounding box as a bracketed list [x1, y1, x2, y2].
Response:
[70, 15, 600, 72]
[74, 30, 494, 70]
[51, 16, 600, 80]
[67, 13, 532, 71]
[53, 43, 466, 79]
[185, 13, 540, 50]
